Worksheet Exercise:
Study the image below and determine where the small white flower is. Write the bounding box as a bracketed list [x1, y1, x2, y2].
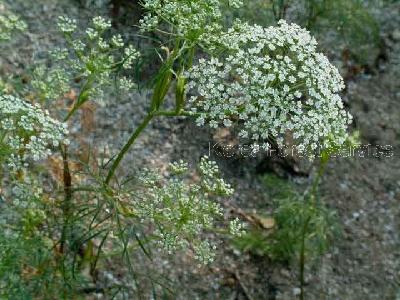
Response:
[169, 160, 188, 174]
[0, 11, 26, 41]
[229, 0, 243, 9]
[139, 0, 235, 39]
[86, 27, 98, 40]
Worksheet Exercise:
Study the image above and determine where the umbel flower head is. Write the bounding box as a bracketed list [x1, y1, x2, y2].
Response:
[41, 16, 140, 104]
[128, 157, 240, 264]
[188, 20, 352, 154]
[0, 95, 68, 169]
[139, 0, 242, 39]
[0, 10, 26, 41]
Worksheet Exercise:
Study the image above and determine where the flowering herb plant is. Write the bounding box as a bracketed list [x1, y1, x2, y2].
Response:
[0, 0, 354, 298]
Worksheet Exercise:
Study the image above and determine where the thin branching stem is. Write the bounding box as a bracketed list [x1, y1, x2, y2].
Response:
[60, 144, 73, 254]
[104, 106, 198, 185]
[105, 110, 156, 185]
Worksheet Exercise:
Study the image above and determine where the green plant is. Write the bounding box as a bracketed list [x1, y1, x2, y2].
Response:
[0, 178, 82, 298]
[233, 173, 338, 300]
[303, 0, 380, 64]
[0, 1, 355, 297]
[0, 7, 26, 41]
[234, 133, 360, 299]
[234, 195, 337, 260]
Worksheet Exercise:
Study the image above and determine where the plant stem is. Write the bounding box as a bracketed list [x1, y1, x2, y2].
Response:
[311, 158, 328, 204]
[155, 110, 194, 117]
[104, 44, 196, 185]
[105, 111, 156, 185]
[60, 144, 73, 254]
[64, 76, 94, 122]
[104, 107, 196, 185]
[299, 213, 310, 300]
[299, 156, 329, 299]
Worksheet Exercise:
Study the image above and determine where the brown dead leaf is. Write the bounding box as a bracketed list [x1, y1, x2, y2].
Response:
[251, 214, 276, 230]
[230, 206, 276, 231]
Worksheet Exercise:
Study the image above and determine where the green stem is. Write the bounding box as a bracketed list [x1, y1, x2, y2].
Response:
[187, 47, 195, 69]
[311, 158, 328, 205]
[299, 156, 329, 299]
[299, 215, 309, 300]
[104, 108, 196, 185]
[155, 110, 195, 117]
[64, 76, 94, 122]
[105, 111, 156, 185]
[104, 42, 197, 185]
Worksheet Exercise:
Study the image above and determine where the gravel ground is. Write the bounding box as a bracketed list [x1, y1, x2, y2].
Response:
[1, 0, 400, 299]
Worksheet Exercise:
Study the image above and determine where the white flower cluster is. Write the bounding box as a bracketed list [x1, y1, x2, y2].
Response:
[168, 159, 188, 175]
[10, 180, 43, 210]
[132, 157, 235, 264]
[198, 157, 234, 195]
[0, 10, 26, 41]
[92, 16, 112, 31]
[229, 218, 245, 236]
[119, 77, 136, 92]
[31, 65, 70, 102]
[188, 20, 352, 153]
[57, 16, 77, 34]
[0, 95, 68, 169]
[0, 177, 49, 244]
[139, 0, 240, 39]
[123, 45, 140, 70]
[46, 16, 140, 103]
[228, 0, 243, 8]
